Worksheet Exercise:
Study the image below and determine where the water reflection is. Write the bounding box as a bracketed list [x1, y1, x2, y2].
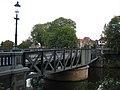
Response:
[27, 68, 120, 90]
[88, 68, 120, 90]
[44, 79, 88, 90]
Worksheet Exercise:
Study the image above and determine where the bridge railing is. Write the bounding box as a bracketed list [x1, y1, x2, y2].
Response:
[0, 53, 12, 66]
[0, 48, 99, 78]
[0, 52, 23, 68]
[23, 48, 99, 78]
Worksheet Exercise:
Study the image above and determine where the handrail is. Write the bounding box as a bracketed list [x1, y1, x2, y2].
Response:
[0, 52, 23, 67]
[23, 48, 100, 77]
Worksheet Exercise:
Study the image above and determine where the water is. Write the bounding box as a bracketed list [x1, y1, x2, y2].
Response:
[88, 68, 120, 90]
[27, 67, 120, 90]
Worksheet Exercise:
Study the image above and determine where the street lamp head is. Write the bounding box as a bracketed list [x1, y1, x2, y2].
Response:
[14, 1, 21, 13]
[14, 1, 21, 7]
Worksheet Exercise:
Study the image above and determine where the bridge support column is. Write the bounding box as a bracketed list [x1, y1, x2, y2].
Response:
[89, 57, 103, 67]
[45, 65, 89, 81]
[81, 49, 91, 65]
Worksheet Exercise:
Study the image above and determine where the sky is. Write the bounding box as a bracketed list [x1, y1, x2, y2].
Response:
[0, 0, 120, 44]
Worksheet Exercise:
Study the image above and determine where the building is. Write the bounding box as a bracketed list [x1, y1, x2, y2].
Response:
[78, 37, 97, 48]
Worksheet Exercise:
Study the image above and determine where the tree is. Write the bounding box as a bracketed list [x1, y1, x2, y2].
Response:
[19, 38, 33, 49]
[45, 17, 77, 48]
[31, 17, 77, 48]
[1, 40, 14, 49]
[31, 22, 51, 47]
[51, 26, 77, 48]
[103, 16, 120, 52]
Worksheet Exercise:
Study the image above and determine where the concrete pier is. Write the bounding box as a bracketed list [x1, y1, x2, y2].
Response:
[89, 57, 103, 67]
[45, 65, 89, 81]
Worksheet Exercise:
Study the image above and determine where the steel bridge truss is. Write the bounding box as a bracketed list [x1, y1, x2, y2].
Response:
[23, 49, 98, 78]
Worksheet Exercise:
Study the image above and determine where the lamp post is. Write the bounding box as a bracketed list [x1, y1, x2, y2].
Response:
[14, 1, 21, 49]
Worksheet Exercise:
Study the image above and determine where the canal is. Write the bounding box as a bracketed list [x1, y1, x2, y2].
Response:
[27, 56, 120, 90]
[27, 68, 120, 90]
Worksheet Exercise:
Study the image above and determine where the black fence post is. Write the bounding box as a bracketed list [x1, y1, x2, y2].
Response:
[70, 49, 73, 68]
[53, 50, 56, 72]
[22, 52, 26, 67]
[63, 49, 65, 69]
[41, 51, 44, 75]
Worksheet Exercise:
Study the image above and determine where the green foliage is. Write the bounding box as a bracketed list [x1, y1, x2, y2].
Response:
[103, 16, 120, 52]
[19, 38, 32, 49]
[103, 55, 120, 68]
[104, 77, 120, 90]
[1, 40, 14, 49]
[31, 17, 77, 48]
[31, 23, 51, 47]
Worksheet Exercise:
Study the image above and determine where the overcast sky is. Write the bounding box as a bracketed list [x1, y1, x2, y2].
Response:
[0, 0, 120, 44]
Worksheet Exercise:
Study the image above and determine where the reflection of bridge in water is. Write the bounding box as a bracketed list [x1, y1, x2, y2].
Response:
[0, 48, 101, 89]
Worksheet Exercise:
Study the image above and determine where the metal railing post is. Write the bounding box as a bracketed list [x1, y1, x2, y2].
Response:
[63, 49, 65, 69]
[70, 49, 73, 68]
[53, 50, 56, 72]
[11, 53, 16, 68]
[41, 51, 44, 75]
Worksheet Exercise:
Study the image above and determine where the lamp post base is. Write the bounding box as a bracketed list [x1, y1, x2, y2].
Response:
[12, 47, 21, 52]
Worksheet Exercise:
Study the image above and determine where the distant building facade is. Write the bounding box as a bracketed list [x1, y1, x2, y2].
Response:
[78, 37, 97, 48]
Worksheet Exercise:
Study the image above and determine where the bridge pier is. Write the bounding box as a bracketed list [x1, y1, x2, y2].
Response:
[89, 57, 103, 67]
[45, 65, 89, 81]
